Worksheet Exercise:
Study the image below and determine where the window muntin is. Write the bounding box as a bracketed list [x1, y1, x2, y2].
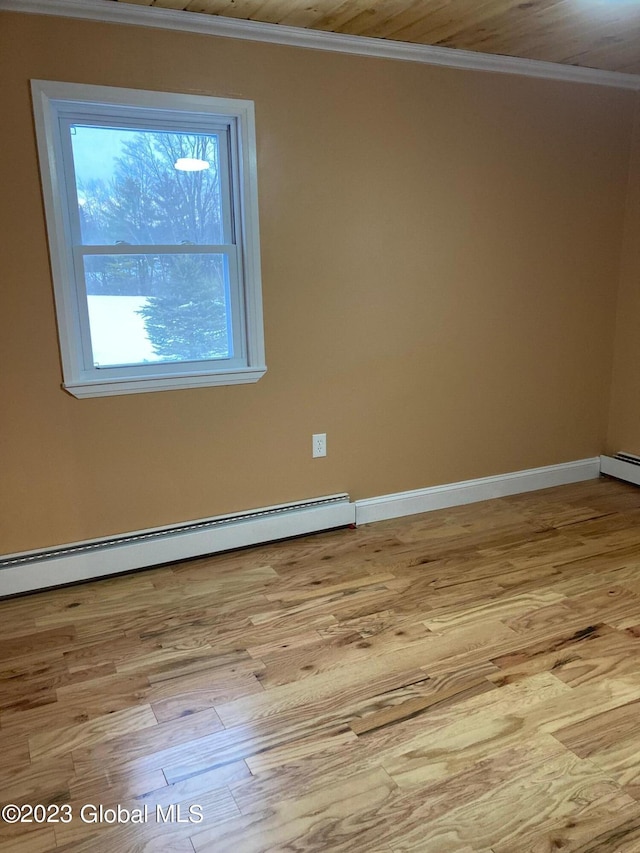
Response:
[31, 82, 266, 397]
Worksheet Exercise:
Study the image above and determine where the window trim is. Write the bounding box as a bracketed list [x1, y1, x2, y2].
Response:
[31, 80, 266, 398]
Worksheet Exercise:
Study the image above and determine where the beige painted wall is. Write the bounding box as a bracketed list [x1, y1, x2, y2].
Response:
[0, 11, 635, 554]
[608, 94, 640, 456]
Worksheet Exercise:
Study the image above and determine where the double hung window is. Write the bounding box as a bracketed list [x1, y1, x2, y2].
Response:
[32, 81, 266, 397]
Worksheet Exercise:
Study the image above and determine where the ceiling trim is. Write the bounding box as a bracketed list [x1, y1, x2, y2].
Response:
[2, 0, 640, 90]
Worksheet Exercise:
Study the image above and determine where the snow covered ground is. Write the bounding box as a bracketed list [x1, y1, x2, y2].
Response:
[87, 295, 161, 366]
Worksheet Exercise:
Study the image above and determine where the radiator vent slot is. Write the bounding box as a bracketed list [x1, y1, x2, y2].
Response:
[0, 493, 351, 570]
[614, 452, 640, 467]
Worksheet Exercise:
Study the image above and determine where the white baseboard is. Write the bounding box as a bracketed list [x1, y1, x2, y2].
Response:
[354, 457, 601, 524]
[600, 455, 640, 487]
[0, 495, 355, 598]
[0, 457, 604, 597]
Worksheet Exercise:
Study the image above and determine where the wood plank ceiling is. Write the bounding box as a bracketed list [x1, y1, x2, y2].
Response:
[112, 0, 640, 75]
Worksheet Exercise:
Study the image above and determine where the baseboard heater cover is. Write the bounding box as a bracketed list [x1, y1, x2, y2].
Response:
[600, 454, 640, 487]
[0, 494, 355, 597]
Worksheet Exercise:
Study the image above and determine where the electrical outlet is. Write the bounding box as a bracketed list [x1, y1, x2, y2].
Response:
[312, 433, 327, 458]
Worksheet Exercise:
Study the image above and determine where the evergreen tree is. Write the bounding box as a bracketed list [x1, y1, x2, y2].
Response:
[137, 255, 229, 361]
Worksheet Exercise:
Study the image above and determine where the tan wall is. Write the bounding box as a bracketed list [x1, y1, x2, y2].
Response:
[608, 94, 640, 456]
[0, 11, 635, 554]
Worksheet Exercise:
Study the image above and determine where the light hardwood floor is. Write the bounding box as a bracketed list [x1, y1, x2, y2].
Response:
[2, 477, 640, 852]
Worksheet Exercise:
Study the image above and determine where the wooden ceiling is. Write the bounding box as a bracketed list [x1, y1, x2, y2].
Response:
[111, 0, 640, 75]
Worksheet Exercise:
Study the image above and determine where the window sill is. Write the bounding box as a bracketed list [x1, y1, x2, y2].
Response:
[63, 366, 267, 398]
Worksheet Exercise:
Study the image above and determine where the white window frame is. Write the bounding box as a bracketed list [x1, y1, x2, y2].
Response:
[31, 80, 266, 398]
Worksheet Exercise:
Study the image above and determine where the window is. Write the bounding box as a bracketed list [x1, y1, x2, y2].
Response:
[31, 81, 266, 398]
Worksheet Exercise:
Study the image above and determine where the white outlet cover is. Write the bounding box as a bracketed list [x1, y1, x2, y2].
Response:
[312, 433, 326, 458]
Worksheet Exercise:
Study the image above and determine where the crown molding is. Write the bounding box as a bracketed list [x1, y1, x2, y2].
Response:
[2, 0, 640, 90]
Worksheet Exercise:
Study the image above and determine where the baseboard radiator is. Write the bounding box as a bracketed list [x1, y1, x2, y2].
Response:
[0, 456, 607, 598]
[0, 494, 355, 598]
[600, 453, 640, 487]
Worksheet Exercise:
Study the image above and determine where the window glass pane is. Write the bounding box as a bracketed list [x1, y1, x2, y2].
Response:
[70, 126, 224, 245]
[84, 253, 232, 367]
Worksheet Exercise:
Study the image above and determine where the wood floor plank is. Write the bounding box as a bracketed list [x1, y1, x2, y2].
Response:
[0, 755, 75, 806]
[552, 697, 640, 758]
[244, 726, 358, 774]
[566, 584, 640, 629]
[422, 588, 565, 632]
[567, 814, 640, 852]
[0, 828, 57, 853]
[149, 672, 263, 722]
[136, 668, 442, 784]
[255, 619, 433, 689]
[190, 766, 397, 852]
[246, 629, 324, 659]
[136, 759, 251, 808]
[54, 785, 238, 849]
[71, 705, 223, 770]
[263, 572, 397, 602]
[28, 703, 158, 761]
[396, 752, 637, 852]
[1, 673, 151, 737]
[0, 626, 77, 663]
[348, 666, 497, 736]
[54, 834, 195, 853]
[214, 620, 516, 729]
[551, 627, 640, 688]
[380, 672, 570, 788]
[67, 763, 167, 807]
[489, 622, 621, 684]
[557, 720, 640, 800]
